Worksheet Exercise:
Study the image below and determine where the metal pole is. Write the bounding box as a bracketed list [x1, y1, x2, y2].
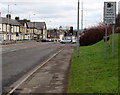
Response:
[118, 1, 120, 13]
[33, 14, 35, 40]
[105, 24, 108, 58]
[81, 0, 83, 30]
[112, 25, 115, 57]
[8, 5, 10, 40]
[76, 0, 80, 57]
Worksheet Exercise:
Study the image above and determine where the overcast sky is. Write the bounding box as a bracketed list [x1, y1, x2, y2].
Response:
[0, 0, 120, 29]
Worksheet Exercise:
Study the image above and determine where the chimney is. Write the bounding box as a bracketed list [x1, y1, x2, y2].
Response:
[6, 14, 11, 19]
[27, 20, 31, 22]
[23, 19, 31, 22]
[15, 17, 20, 20]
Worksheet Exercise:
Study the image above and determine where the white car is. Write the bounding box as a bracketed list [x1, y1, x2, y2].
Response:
[72, 39, 77, 44]
[60, 39, 72, 44]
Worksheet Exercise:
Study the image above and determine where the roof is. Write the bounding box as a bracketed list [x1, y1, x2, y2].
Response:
[27, 22, 46, 30]
[0, 17, 22, 26]
[27, 22, 34, 28]
[18, 20, 27, 26]
[34, 22, 46, 30]
[0, 17, 47, 29]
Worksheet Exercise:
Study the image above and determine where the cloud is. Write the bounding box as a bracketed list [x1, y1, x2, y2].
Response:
[0, 0, 119, 29]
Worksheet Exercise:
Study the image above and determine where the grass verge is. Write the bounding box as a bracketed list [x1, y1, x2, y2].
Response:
[67, 33, 119, 93]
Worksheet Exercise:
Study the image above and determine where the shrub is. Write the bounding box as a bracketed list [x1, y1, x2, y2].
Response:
[80, 24, 112, 46]
[115, 27, 120, 33]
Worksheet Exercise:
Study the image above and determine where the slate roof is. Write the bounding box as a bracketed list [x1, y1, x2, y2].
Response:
[27, 22, 47, 30]
[18, 20, 27, 26]
[26, 22, 34, 28]
[0, 17, 47, 30]
[34, 22, 46, 30]
[0, 17, 22, 26]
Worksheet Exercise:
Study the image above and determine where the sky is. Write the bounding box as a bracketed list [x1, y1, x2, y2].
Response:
[0, 0, 120, 29]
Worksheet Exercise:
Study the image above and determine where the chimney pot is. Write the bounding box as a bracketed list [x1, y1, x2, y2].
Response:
[6, 14, 11, 19]
[15, 17, 20, 20]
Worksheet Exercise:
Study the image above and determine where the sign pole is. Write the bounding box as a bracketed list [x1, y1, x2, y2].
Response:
[112, 25, 115, 57]
[76, 0, 80, 57]
[105, 24, 108, 58]
[104, 2, 116, 58]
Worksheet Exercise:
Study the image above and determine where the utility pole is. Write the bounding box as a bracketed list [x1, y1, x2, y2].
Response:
[33, 14, 35, 40]
[7, 4, 16, 40]
[76, 0, 80, 57]
[81, 0, 83, 31]
[118, 2, 120, 26]
[8, 5, 10, 40]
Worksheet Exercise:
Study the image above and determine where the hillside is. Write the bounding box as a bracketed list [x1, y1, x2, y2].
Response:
[68, 33, 119, 93]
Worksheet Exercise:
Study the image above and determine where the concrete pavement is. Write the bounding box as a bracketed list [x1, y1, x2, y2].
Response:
[12, 44, 74, 94]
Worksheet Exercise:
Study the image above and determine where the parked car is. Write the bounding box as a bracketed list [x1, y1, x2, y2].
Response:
[41, 38, 46, 42]
[41, 38, 52, 42]
[60, 39, 72, 44]
[71, 39, 77, 44]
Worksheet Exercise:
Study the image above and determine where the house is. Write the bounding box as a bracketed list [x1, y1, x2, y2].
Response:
[26, 22, 35, 40]
[0, 15, 47, 42]
[47, 29, 65, 41]
[34, 22, 47, 39]
[0, 17, 3, 42]
[0, 15, 22, 41]
[17, 18, 28, 40]
[27, 22, 47, 40]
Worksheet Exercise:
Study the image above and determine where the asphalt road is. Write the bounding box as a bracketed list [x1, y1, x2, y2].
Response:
[2, 41, 65, 92]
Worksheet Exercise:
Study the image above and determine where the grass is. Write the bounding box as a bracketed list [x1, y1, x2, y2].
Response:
[67, 33, 119, 93]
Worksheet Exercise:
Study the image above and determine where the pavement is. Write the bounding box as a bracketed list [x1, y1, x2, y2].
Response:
[11, 44, 74, 94]
[0, 40, 34, 45]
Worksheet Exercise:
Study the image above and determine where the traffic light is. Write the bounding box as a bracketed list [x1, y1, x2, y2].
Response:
[69, 26, 73, 35]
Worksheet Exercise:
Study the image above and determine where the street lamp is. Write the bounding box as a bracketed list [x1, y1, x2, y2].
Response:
[33, 14, 36, 40]
[81, 0, 83, 31]
[118, 1, 120, 13]
[7, 4, 16, 40]
[76, 0, 80, 57]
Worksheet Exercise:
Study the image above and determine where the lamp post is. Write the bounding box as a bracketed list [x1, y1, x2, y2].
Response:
[118, 1, 120, 26]
[33, 14, 36, 40]
[76, 0, 80, 57]
[81, 0, 83, 31]
[7, 4, 10, 40]
[7, 4, 16, 40]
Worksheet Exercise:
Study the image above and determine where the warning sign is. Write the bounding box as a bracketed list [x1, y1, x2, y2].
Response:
[104, 2, 116, 24]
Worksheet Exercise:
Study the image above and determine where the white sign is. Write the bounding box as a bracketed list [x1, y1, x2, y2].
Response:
[104, 2, 116, 24]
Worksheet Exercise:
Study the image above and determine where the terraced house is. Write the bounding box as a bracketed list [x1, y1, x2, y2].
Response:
[0, 14, 47, 42]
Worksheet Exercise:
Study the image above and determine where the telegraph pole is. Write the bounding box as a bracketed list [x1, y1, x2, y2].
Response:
[81, 0, 83, 31]
[76, 0, 80, 57]
[8, 5, 10, 40]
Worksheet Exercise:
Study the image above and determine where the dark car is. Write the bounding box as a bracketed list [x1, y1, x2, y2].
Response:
[41, 38, 52, 42]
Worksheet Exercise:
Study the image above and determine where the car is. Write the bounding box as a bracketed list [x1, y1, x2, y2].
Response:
[41, 38, 47, 42]
[60, 39, 72, 44]
[71, 39, 77, 44]
[41, 38, 52, 42]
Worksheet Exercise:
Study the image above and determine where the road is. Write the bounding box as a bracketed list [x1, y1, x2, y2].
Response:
[2, 41, 65, 92]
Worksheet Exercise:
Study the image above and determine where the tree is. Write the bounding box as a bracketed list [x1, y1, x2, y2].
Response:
[115, 13, 120, 33]
[116, 13, 120, 27]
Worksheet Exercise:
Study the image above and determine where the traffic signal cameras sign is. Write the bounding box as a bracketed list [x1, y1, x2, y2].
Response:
[104, 2, 116, 24]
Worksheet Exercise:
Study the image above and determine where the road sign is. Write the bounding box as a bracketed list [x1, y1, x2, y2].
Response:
[104, 2, 116, 24]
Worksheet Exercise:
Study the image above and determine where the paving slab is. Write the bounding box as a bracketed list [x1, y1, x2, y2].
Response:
[13, 45, 74, 94]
